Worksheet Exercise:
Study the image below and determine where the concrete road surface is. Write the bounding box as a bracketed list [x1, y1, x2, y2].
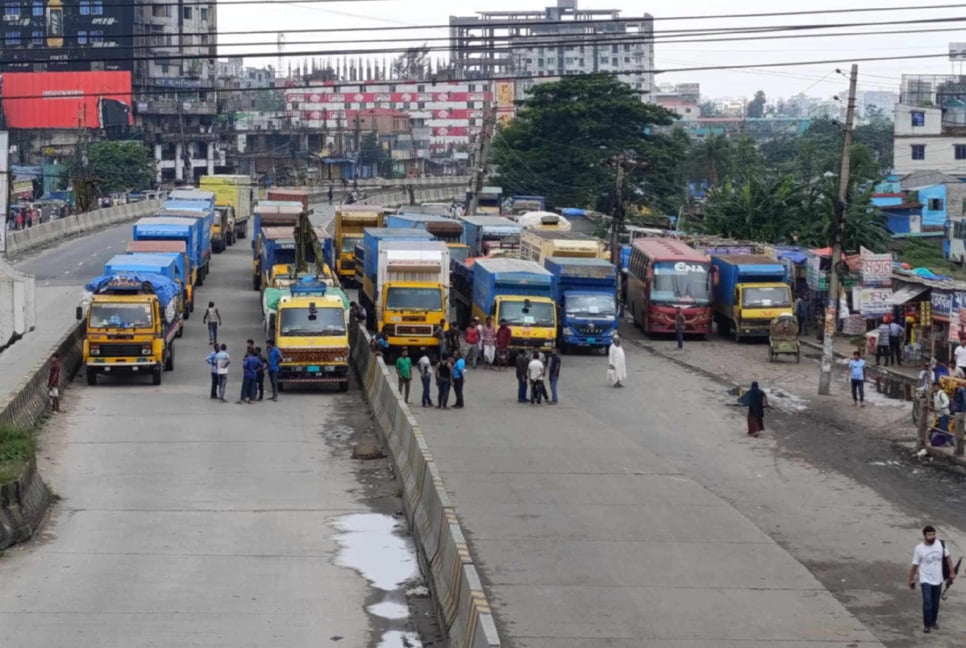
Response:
[0, 206, 426, 647]
[409, 345, 901, 646]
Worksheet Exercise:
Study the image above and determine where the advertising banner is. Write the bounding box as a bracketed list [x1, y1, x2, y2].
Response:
[807, 253, 828, 291]
[932, 290, 953, 319]
[853, 286, 893, 317]
[288, 91, 493, 105]
[860, 247, 892, 287]
[495, 80, 515, 107]
[1, 71, 133, 128]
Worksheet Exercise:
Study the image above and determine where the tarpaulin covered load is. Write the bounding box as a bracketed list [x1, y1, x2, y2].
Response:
[84, 273, 181, 325]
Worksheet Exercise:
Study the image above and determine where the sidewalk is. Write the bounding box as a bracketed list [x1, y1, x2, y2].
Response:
[408, 363, 883, 646]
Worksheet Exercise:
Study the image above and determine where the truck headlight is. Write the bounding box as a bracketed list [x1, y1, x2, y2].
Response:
[142, 347, 152, 356]
[332, 356, 345, 362]
[562, 327, 575, 336]
[283, 357, 293, 362]
[90, 347, 100, 356]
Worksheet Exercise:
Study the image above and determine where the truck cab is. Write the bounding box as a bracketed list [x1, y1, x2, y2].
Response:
[334, 205, 384, 285]
[711, 254, 793, 342]
[546, 257, 618, 352]
[470, 258, 557, 355]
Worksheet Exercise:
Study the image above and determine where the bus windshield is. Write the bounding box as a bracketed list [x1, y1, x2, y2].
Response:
[500, 301, 555, 327]
[650, 261, 711, 305]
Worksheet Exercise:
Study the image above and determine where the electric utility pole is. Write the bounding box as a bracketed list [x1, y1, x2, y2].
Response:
[468, 105, 494, 215]
[818, 63, 858, 396]
[608, 152, 646, 266]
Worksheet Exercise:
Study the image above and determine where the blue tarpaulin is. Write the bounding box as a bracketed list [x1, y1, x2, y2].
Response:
[85, 273, 181, 312]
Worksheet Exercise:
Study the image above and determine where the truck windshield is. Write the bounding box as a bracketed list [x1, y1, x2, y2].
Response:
[565, 293, 616, 318]
[386, 287, 442, 311]
[89, 303, 153, 329]
[651, 261, 711, 305]
[279, 307, 346, 336]
[341, 236, 361, 254]
[500, 301, 555, 327]
[742, 286, 791, 308]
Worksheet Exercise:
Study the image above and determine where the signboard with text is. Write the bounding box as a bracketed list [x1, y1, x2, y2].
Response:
[853, 286, 893, 317]
[860, 247, 892, 287]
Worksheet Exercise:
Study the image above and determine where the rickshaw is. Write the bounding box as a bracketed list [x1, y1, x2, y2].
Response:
[768, 314, 801, 363]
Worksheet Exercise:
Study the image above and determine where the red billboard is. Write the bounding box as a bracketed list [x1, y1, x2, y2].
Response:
[1, 71, 133, 129]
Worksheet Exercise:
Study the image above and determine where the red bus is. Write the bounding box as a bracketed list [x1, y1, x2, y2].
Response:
[626, 238, 713, 335]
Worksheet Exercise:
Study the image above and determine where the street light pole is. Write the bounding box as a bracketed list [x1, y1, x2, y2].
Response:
[818, 63, 858, 396]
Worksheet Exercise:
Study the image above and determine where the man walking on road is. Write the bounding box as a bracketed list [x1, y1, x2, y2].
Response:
[266, 340, 281, 401]
[889, 317, 905, 366]
[206, 343, 219, 399]
[515, 351, 529, 403]
[876, 319, 891, 366]
[215, 344, 230, 401]
[740, 381, 769, 437]
[848, 351, 866, 407]
[47, 353, 62, 414]
[395, 347, 412, 404]
[417, 348, 433, 407]
[203, 301, 222, 345]
[547, 347, 561, 404]
[794, 294, 809, 336]
[909, 525, 955, 633]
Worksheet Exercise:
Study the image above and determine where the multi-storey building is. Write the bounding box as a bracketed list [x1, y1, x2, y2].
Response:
[893, 74, 966, 175]
[449, 0, 654, 98]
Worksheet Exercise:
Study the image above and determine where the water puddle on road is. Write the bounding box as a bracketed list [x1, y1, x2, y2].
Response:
[333, 513, 423, 647]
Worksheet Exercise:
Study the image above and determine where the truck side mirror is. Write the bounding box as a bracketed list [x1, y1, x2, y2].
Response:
[75, 305, 83, 321]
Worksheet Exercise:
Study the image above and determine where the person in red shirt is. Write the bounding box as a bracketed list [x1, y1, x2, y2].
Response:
[464, 317, 481, 368]
[47, 353, 62, 413]
[495, 318, 512, 371]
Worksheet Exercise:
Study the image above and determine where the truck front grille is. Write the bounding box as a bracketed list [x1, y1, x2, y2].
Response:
[99, 344, 143, 357]
[509, 337, 544, 348]
[283, 348, 348, 363]
[576, 324, 610, 335]
[395, 325, 433, 336]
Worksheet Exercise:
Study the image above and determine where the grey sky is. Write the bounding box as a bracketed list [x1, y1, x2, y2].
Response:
[219, 0, 966, 100]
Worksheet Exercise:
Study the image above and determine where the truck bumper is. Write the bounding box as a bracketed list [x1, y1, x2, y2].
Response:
[561, 333, 613, 348]
[278, 365, 349, 383]
[86, 359, 159, 372]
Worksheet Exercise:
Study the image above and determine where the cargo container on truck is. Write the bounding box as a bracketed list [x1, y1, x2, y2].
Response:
[104, 253, 187, 325]
[462, 258, 557, 355]
[200, 174, 253, 241]
[356, 228, 436, 330]
[266, 188, 310, 213]
[255, 225, 333, 291]
[132, 217, 205, 287]
[251, 202, 304, 253]
[519, 229, 605, 264]
[460, 215, 520, 258]
[155, 207, 213, 282]
[509, 195, 546, 217]
[517, 211, 572, 232]
[466, 186, 503, 215]
[334, 205, 385, 284]
[711, 254, 793, 342]
[125, 240, 193, 315]
[78, 273, 182, 386]
[545, 257, 618, 353]
[385, 212, 469, 267]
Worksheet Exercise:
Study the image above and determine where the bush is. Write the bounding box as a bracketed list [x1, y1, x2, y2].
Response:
[0, 426, 33, 483]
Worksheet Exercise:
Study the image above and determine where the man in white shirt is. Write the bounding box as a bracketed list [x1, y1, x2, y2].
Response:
[954, 342, 966, 376]
[527, 351, 547, 405]
[908, 525, 955, 633]
[214, 344, 230, 402]
[417, 350, 433, 407]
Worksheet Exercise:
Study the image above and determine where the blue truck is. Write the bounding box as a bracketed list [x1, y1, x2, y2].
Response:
[251, 201, 305, 253]
[466, 258, 558, 355]
[545, 257, 618, 353]
[710, 254, 794, 342]
[385, 213, 469, 264]
[110, 250, 191, 317]
[460, 215, 521, 258]
[157, 203, 213, 282]
[132, 217, 204, 287]
[254, 225, 334, 291]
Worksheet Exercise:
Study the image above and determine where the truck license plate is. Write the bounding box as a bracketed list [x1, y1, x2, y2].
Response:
[307, 366, 321, 373]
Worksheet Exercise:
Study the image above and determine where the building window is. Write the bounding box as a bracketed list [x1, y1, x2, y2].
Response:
[31, 0, 41, 16]
[911, 110, 925, 127]
[929, 198, 944, 211]
[183, 6, 192, 19]
[4, 3, 19, 17]
[911, 144, 925, 160]
[92, 0, 102, 15]
[957, 144, 966, 160]
[80, 0, 89, 14]
[90, 30, 103, 42]
[76, 30, 87, 45]
[5, 31, 20, 45]
[152, 5, 167, 17]
[31, 29, 41, 44]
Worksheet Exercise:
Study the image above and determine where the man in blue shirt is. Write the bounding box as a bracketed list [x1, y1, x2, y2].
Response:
[205, 343, 219, 399]
[238, 351, 263, 404]
[848, 350, 866, 407]
[452, 350, 466, 408]
[266, 340, 282, 401]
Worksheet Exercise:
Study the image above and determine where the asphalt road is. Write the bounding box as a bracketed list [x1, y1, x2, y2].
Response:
[0, 206, 435, 647]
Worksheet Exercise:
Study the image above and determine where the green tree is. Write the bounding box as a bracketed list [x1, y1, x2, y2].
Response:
[692, 134, 732, 188]
[491, 75, 678, 210]
[746, 90, 767, 118]
[699, 100, 721, 117]
[72, 141, 155, 197]
[358, 132, 385, 171]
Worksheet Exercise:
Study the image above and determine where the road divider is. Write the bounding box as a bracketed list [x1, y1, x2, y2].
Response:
[350, 324, 501, 648]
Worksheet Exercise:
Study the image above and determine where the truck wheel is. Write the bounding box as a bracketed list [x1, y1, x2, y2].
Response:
[176, 321, 184, 338]
[164, 343, 175, 371]
[152, 365, 163, 385]
[197, 272, 205, 287]
[87, 367, 97, 386]
[339, 380, 349, 392]
[239, 224, 247, 239]
[183, 303, 190, 321]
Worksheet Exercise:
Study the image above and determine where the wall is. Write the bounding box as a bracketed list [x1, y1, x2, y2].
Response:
[0, 258, 35, 346]
[919, 184, 948, 227]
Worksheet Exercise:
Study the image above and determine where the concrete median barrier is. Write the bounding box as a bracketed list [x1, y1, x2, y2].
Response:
[349, 324, 501, 648]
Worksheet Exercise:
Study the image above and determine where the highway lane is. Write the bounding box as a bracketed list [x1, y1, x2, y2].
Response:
[0, 205, 431, 646]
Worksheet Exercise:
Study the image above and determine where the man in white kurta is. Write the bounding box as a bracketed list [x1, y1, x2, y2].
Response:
[608, 336, 627, 387]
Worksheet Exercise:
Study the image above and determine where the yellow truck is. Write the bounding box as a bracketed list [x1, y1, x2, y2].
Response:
[518, 229, 606, 265]
[200, 174, 254, 246]
[334, 205, 384, 285]
[710, 254, 794, 342]
[78, 274, 183, 386]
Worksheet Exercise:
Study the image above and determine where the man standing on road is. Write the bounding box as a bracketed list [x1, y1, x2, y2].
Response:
[547, 347, 561, 404]
[607, 335, 627, 388]
[794, 294, 809, 336]
[47, 353, 62, 414]
[215, 344, 230, 401]
[528, 351, 547, 405]
[206, 343, 219, 399]
[876, 319, 891, 366]
[954, 341, 966, 377]
[848, 350, 866, 407]
[496, 319, 511, 370]
[395, 347, 412, 404]
[889, 317, 906, 366]
[452, 350, 466, 408]
[464, 318, 480, 368]
[238, 351, 262, 404]
[909, 525, 955, 634]
[515, 351, 529, 403]
[674, 307, 685, 350]
[266, 340, 281, 401]
[417, 348, 433, 407]
[254, 346, 268, 401]
[933, 382, 951, 433]
[202, 301, 222, 345]
[481, 316, 497, 368]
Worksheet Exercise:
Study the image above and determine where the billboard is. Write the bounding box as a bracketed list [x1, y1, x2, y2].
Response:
[1, 71, 133, 128]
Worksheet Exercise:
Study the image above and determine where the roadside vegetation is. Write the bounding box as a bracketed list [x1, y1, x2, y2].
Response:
[0, 425, 33, 484]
